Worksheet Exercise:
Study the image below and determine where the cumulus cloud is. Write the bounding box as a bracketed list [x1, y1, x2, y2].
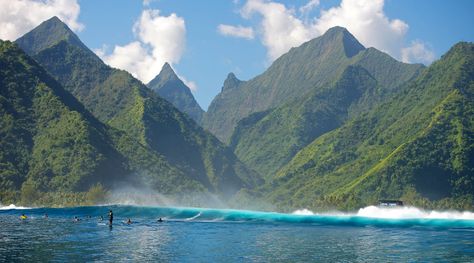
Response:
[230, 0, 434, 64]
[401, 40, 435, 64]
[0, 0, 83, 40]
[97, 9, 194, 87]
[314, 0, 409, 59]
[218, 24, 255, 39]
[241, 0, 317, 60]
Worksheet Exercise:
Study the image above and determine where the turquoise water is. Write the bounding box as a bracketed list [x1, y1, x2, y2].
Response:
[1, 205, 474, 262]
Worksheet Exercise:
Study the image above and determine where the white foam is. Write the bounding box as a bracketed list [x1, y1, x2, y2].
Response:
[292, 209, 315, 215]
[185, 212, 202, 221]
[292, 206, 474, 220]
[356, 206, 474, 220]
[0, 204, 31, 210]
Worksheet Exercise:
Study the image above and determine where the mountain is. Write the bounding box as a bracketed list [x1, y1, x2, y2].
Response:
[260, 42, 474, 211]
[203, 27, 424, 142]
[147, 63, 204, 123]
[226, 27, 423, 178]
[230, 65, 379, 178]
[15, 17, 260, 198]
[0, 40, 203, 201]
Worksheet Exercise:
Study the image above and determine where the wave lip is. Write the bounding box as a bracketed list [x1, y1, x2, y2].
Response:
[0, 204, 31, 210]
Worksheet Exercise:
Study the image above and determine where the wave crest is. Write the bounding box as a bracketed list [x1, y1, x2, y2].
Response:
[0, 204, 31, 210]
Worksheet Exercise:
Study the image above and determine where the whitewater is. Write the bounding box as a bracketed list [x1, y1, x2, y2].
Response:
[1, 204, 474, 261]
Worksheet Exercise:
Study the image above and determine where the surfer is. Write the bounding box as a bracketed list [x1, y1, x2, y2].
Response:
[20, 214, 27, 220]
[108, 210, 113, 225]
[99, 215, 103, 221]
[44, 213, 48, 219]
[157, 217, 163, 223]
[126, 218, 132, 224]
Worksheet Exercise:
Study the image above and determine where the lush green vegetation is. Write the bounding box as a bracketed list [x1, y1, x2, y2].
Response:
[0, 40, 209, 206]
[147, 62, 204, 123]
[259, 42, 474, 211]
[203, 26, 423, 142]
[14, 17, 258, 199]
[230, 65, 379, 178]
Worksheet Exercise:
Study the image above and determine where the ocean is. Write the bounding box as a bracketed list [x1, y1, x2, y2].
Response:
[1, 205, 473, 262]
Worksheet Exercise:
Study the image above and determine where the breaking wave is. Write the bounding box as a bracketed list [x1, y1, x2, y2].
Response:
[1, 204, 473, 228]
[0, 204, 31, 210]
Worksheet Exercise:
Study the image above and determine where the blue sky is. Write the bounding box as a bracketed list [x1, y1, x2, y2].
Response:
[1, 0, 473, 110]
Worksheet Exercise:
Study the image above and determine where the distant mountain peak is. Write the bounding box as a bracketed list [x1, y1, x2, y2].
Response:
[147, 63, 204, 122]
[222, 72, 242, 92]
[321, 26, 365, 57]
[325, 26, 349, 34]
[157, 62, 179, 82]
[16, 16, 86, 55]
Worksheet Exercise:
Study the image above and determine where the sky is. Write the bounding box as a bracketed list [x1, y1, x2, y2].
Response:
[1, 0, 473, 110]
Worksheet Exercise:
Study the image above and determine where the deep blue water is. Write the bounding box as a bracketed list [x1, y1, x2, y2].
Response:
[1, 205, 474, 262]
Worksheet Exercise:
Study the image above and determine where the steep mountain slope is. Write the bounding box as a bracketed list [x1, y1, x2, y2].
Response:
[203, 27, 423, 142]
[230, 65, 379, 178]
[264, 42, 474, 210]
[147, 63, 204, 123]
[15, 17, 259, 197]
[0, 40, 201, 197]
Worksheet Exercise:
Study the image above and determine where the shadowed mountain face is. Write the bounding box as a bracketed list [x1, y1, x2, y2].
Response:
[147, 63, 204, 123]
[203, 26, 424, 143]
[15, 17, 260, 198]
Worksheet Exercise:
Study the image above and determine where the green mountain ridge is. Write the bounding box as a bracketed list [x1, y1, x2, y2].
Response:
[230, 65, 379, 178]
[259, 42, 474, 211]
[147, 62, 204, 123]
[203, 26, 424, 143]
[227, 28, 424, 179]
[0, 40, 204, 203]
[15, 17, 259, 199]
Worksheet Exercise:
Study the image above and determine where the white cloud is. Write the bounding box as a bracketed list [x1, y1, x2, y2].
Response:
[98, 9, 192, 85]
[0, 0, 83, 40]
[241, 0, 317, 60]
[232, 0, 433, 64]
[401, 40, 435, 65]
[299, 0, 320, 16]
[218, 24, 255, 39]
[314, 0, 408, 59]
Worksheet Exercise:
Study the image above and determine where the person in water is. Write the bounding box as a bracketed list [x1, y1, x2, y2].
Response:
[157, 217, 163, 222]
[126, 218, 132, 224]
[44, 213, 48, 219]
[73, 216, 80, 222]
[108, 210, 113, 225]
[99, 215, 103, 221]
[20, 214, 27, 220]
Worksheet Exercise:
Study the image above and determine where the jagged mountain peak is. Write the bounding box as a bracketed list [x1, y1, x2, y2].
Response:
[222, 72, 242, 92]
[158, 62, 179, 81]
[15, 16, 86, 55]
[147, 63, 204, 123]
